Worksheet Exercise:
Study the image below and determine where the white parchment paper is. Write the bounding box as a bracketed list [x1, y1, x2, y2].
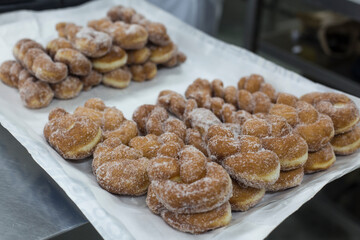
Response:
[0, 0, 359, 239]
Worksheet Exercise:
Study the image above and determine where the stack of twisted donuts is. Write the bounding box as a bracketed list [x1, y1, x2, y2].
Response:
[43, 74, 360, 234]
[0, 5, 186, 109]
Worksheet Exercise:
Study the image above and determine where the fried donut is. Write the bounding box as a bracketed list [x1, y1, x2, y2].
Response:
[270, 101, 335, 152]
[276, 92, 298, 107]
[102, 68, 131, 89]
[129, 61, 157, 82]
[237, 89, 272, 114]
[87, 18, 148, 50]
[92, 45, 127, 73]
[161, 51, 187, 68]
[229, 180, 265, 211]
[331, 124, 360, 155]
[93, 137, 150, 196]
[80, 70, 102, 91]
[73, 98, 138, 144]
[0, 60, 22, 88]
[44, 107, 102, 159]
[304, 143, 336, 173]
[126, 47, 151, 64]
[237, 74, 277, 102]
[14, 39, 68, 84]
[185, 78, 212, 108]
[54, 48, 92, 76]
[50, 76, 83, 99]
[56, 22, 112, 57]
[157, 90, 187, 119]
[242, 115, 308, 170]
[185, 108, 222, 136]
[266, 167, 304, 192]
[185, 128, 208, 156]
[148, 146, 232, 213]
[149, 42, 177, 64]
[300, 92, 360, 134]
[19, 71, 54, 109]
[132, 104, 186, 140]
[106, 5, 172, 46]
[46, 38, 74, 57]
[222, 104, 252, 125]
[160, 202, 231, 234]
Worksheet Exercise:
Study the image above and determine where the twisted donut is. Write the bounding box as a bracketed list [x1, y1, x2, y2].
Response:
[229, 180, 265, 211]
[50, 75, 83, 99]
[46, 37, 74, 57]
[266, 167, 304, 192]
[80, 70, 102, 91]
[87, 18, 148, 50]
[129, 61, 157, 82]
[73, 98, 138, 144]
[149, 42, 177, 64]
[331, 124, 360, 155]
[102, 67, 131, 88]
[300, 92, 360, 134]
[237, 74, 277, 102]
[54, 48, 92, 76]
[92, 45, 127, 73]
[132, 104, 186, 140]
[304, 143, 336, 173]
[93, 137, 150, 196]
[126, 47, 151, 64]
[13, 39, 68, 83]
[44, 107, 102, 159]
[0, 60, 22, 88]
[56, 22, 112, 57]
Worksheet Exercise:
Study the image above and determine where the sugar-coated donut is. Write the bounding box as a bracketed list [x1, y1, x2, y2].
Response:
[79, 70, 102, 91]
[50, 76, 83, 99]
[92, 45, 128, 73]
[0, 60, 22, 88]
[54, 48, 92, 76]
[157, 90, 187, 119]
[331, 124, 360, 155]
[73, 98, 138, 144]
[304, 143, 336, 173]
[161, 202, 231, 234]
[93, 137, 150, 196]
[185, 78, 212, 108]
[56, 22, 112, 57]
[46, 37, 74, 57]
[44, 108, 102, 159]
[129, 61, 157, 82]
[161, 51, 187, 68]
[127, 47, 151, 64]
[266, 167, 304, 192]
[149, 42, 177, 64]
[229, 179, 265, 211]
[301, 92, 360, 134]
[102, 68, 131, 89]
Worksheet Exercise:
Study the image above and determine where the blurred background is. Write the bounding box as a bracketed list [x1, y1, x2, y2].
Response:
[1, 0, 360, 239]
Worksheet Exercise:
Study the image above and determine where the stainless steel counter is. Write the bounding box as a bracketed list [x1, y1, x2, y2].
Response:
[0, 124, 88, 239]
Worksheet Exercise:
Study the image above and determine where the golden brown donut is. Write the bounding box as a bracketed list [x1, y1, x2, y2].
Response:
[238, 74, 277, 102]
[161, 51, 187, 68]
[13, 39, 68, 84]
[19, 71, 54, 109]
[237, 89, 272, 114]
[126, 47, 151, 64]
[44, 107, 102, 159]
[46, 38, 74, 57]
[92, 45, 127, 73]
[270, 101, 335, 152]
[211, 79, 225, 98]
[185, 78, 212, 108]
[229, 179, 265, 211]
[129, 61, 157, 82]
[102, 68, 131, 89]
[304, 143, 336, 173]
[160, 202, 231, 234]
[56, 22, 112, 57]
[276, 92, 298, 107]
[300, 92, 360, 134]
[54, 48, 92, 76]
[242, 115, 308, 170]
[129, 134, 162, 159]
[222, 104, 252, 125]
[266, 167, 304, 192]
[157, 90, 187, 119]
[13, 38, 44, 62]
[107, 5, 136, 23]
[50, 76, 83, 99]
[148, 145, 232, 213]
[207, 125, 280, 188]
[224, 86, 237, 106]
[0, 60, 22, 88]
[87, 18, 148, 50]
[185, 128, 208, 156]
[93, 137, 150, 196]
[331, 124, 360, 155]
[185, 108, 222, 136]
[73, 98, 138, 144]
[79, 70, 102, 91]
[132, 104, 186, 140]
[149, 42, 177, 64]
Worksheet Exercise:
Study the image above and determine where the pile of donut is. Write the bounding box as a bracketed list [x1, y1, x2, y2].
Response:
[43, 74, 360, 234]
[0, 5, 186, 109]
